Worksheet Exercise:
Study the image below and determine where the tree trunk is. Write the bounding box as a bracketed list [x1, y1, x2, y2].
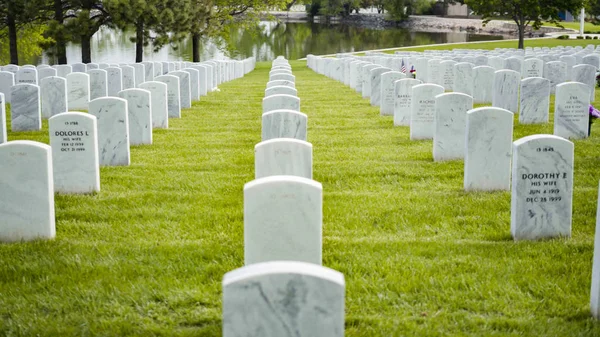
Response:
[136, 21, 144, 63]
[54, 0, 67, 64]
[7, 11, 18, 65]
[81, 35, 92, 63]
[517, 21, 525, 49]
[192, 33, 200, 63]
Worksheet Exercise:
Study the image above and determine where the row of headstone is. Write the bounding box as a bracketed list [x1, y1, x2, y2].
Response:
[227, 57, 345, 336]
[0, 57, 257, 243]
[307, 50, 578, 243]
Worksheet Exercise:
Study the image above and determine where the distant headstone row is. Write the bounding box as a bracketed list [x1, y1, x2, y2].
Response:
[0, 57, 257, 243]
[222, 56, 346, 337]
[307, 48, 579, 242]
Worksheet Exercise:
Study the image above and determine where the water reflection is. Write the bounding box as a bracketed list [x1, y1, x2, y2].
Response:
[39, 21, 503, 64]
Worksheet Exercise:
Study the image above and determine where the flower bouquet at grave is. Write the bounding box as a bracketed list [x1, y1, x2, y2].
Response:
[410, 66, 416, 79]
[590, 105, 600, 136]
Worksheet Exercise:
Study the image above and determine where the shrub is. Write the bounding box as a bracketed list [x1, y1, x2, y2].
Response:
[586, 35, 593, 39]
[577, 36, 584, 39]
[556, 35, 569, 40]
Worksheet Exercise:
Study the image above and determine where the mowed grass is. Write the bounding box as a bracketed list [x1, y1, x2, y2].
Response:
[0, 58, 600, 336]
[383, 38, 600, 53]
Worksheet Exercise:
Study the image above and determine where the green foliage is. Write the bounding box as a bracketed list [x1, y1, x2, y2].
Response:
[556, 34, 570, 39]
[0, 25, 48, 64]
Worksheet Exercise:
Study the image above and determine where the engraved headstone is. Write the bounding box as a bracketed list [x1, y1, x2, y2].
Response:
[511, 135, 573, 240]
[66, 72, 90, 110]
[55, 65, 72, 78]
[106, 67, 123, 97]
[523, 58, 544, 78]
[89, 69, 108, 100]
[155, 75, 181, 118]
[263, 94, 300, 113]
[244, 176, 322, 265]
[49, 112, 100, 194]
[571, 64, 597, 102]
[16, 68, 38, 85]
[409, 83, 444, 139]
[433, 92, 473, 161]
[369, 67, 392, 106]
[440, 60, 457, 90]
[88, 97, 130, 166]
[464, 107, 513, 191]
[265, 85, 298, 97]
[131, 63, 145, 87]
[554, 82, 590, 139]
[453, 62, 474, 95]
[118, 88, 152, 145]
[492, 69, 520, 113]
[0, 140, 55, 242]
[393, 78, 422, 126]
[0, 71, 14, 103]
[473, 66, 495, 104]
[380, 71, 406, 116]
[170, 71, 191, 108]
[38, 67, 57, 83]
[0, 93, 5, 143]
[255, 138, 312, 179]
[222, 261, 344, 337]
[182, 68, 200, 101]
[544, 61, 568, 94]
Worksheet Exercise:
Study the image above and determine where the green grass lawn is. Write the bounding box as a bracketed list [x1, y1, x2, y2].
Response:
[1, 58, 600, 336]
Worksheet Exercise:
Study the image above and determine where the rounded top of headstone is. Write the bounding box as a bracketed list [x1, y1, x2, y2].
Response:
[0, 140, 51, 152]
[412, 83, 444, 90]
[513, 134, 573, 147]
[467, 107, 513, 117]
[224, 261, 344, 286]
[49, 111, 97, 122]
[262, 109, 307, 118]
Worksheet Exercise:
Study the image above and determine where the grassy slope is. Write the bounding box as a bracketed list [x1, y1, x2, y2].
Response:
[381, 39, 600, 54]
[0, 57, 600, 336]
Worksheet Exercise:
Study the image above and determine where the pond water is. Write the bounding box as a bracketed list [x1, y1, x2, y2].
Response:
[38, 21, 503, 64]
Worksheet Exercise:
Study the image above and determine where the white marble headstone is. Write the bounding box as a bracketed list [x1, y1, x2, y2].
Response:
[222, 261, 344, 337]
[106, 67, 123, 97]
[170, 71, 191, 109]
[88, 97, 130, 166]
[0, 140, 55, 242]
[453, 62, 474, 95]
[523, 58, 544, 78]
[270, 73, 295, 82]
[244, 176, 322, 265]
[554, 82, 590, 139]
[11, 84, 41, 131]
[138, 81, 168, 129]
[41, 76, 68, 119]
[255, 138, 312, 179]
[409, 83, 444, 139]
[88, 69, 108, 101]
[265, 86, 298, 97]
[141, 62, 154, 82]
[118, 89, 152, 145]
[433, 92, 473, 161]
[369, 67, 392, 106]
[182, 68, 200, 101]
[66, 72, 90, 110]
[263, 94, 300, 113]
[0, 93, 6, 143]
[519, 77, 550, 124]
[16, 68, 38, 85]
[544, 61, 568, 94]
[49, 112, 100, 194]
[472, 66, 494, 104]
[571, 64, 597, 102]
[492, 69, 520, 113]
[55, 65, 72, 78]
[511, 135, 573, 241]
[155, 75, 181, 118]
[380, 71, 406, 116]
[262, 109, 307, 141]
[131, 63, 145, 87]
[440, 60, 457, 90]
[464, 107, 514, 191]
[0, 71, 15, 103]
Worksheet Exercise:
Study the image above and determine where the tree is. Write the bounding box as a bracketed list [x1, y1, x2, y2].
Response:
[66, 0, 111, 63]
[464, 0, 584, 49]
[39, 0, 71, 64]
[0, 0, 45, 64]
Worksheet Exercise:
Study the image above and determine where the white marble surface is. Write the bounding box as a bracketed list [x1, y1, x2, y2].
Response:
[71, 63, 86, 73]
[265, 85, 298, 97]
[440, 60, 457, 90]
[182, 68, 200, 101]
[0, 140, 55, 242]
[120, 65, 135, 90]
[519, 77, 550, 124]
[453, 62, 474, 96]
[41, 76, 68, 119]
[571, 64, 596, 102]
[106, 67, 123, 97]
[244, 176, 322, 265]
[38, 67, 57, 83]
[361, 64, 380, 97]
[350, 62, 365, 91]
[223, 261, 344, 337]
[11, 84, 41, 131]
[505, 57, 523, 74]
[131, 63, 145, 87]
[170, 71, 192, 108]
[49, 112, 100, 194]
[427, 59, 442, 86]
[369, 67, 392, 106]
[554, 82, 590, 139]
[255, 138, 312, 179]
[138, 81, 168, 129]
[559, 55, 576, 79]
[88, 97, 130, 166]
[270, 73, 295, 82]
[66, 72, 90, 110]
[0, 93, 6, 143]
[2, 64, 19, 73]
[153, 62, 163, 77]
[464, 107, 513, 191]
[414, 58, 429, 82]
[591, 182, 600, 319]
[262, 109, 307, 141]
[0, 71, 15, 103]
[433, 92, 473, 161]
[141, 62, 154, 82]
[55, 64, 72, 78]
[380, 71, 406, 116]
[487, 56, 505, 70]
[409, 83, 443, 138]
[267, 80, 295, 89]
[263, 94, 300, 113]
[492, 69, 520, 113]
[511, 135, 573, 241]
[155, 75, 181, 118]
[523, 58, 544, 78]
[16, 68, 38, 85]
[583, 54, 600, 68]
[118, 88, 152, 145]
[88, 69, 108, 101]
[544, 61, 567, 94]
[191, 65, 209, 95]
